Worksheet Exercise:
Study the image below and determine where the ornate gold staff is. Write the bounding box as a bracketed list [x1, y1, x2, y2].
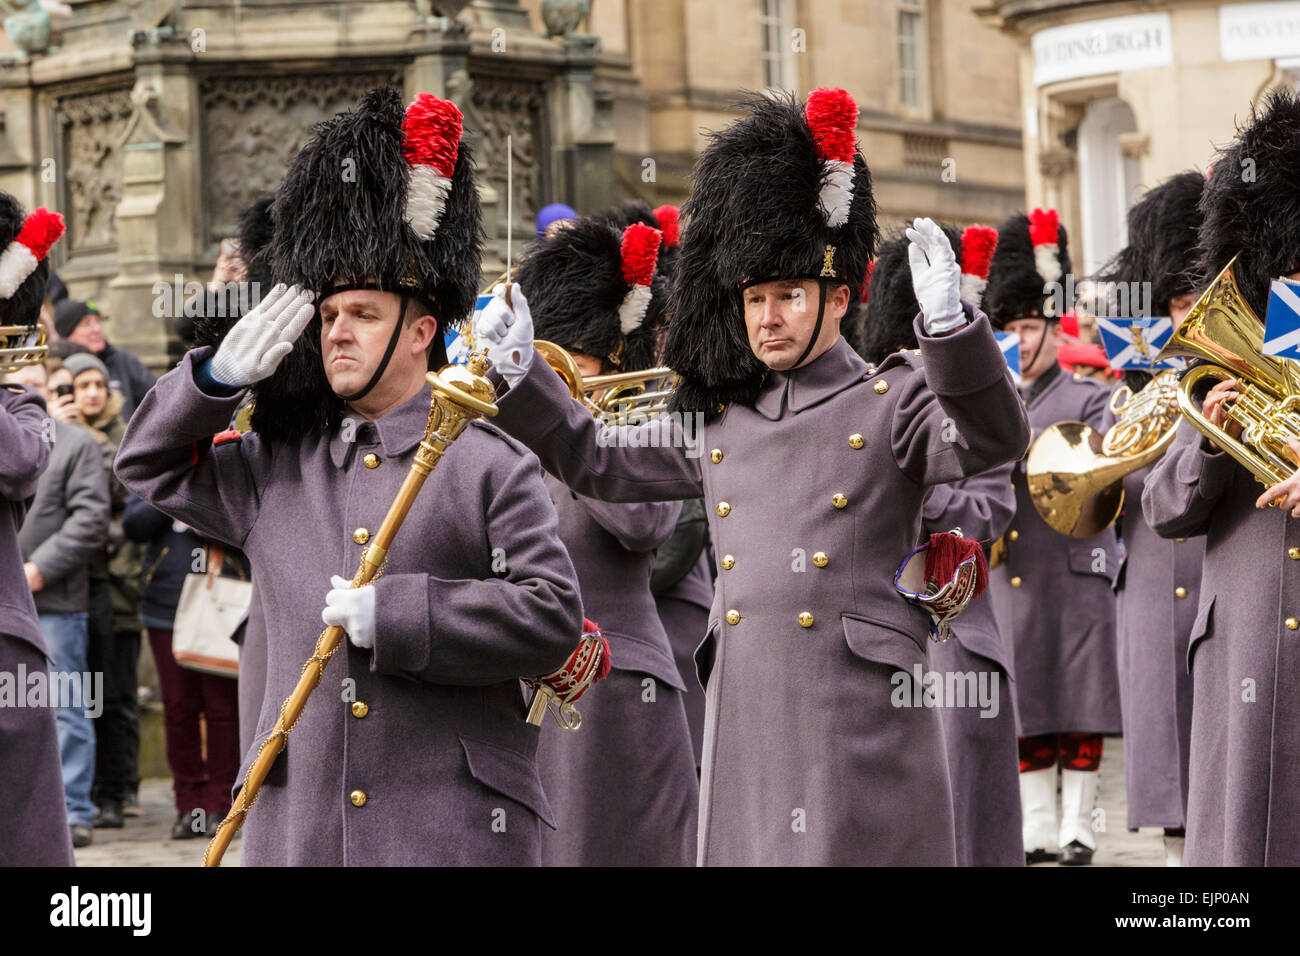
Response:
[203, 354, 499, 867]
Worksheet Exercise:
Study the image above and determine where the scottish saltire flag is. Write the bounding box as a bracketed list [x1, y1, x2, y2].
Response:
[443, 294, 492, 365]
[994, 332, 1021, 385]
[1263, 278, 1300, 360]
[1096, 315, 1183, 370]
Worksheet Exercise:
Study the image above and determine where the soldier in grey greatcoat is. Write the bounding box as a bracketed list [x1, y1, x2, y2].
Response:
[512, 215, 698, 865]
[116, 89, 583, 866]
[857, 227, 1024, 866]
[475, 89, 1030, 865]
[0, 192, 73, 864]
[1093, 170, 1207, 865]
[1142, 90, 1300, 867]
[983, 210, 1122, 865]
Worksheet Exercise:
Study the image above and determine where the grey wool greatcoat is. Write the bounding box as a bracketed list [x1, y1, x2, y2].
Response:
[0, 384, 74, 866]
[1142, 420, 1300, 865]
[988, 366, 1122, 737]
[1115, 461, 1200, 830]
[489, 305, 1030, 866]
[922, 463, 1024, 866]
[538, 477, 698, 865]
[656, 550, 713, 768]
[115, 349, 584, 866]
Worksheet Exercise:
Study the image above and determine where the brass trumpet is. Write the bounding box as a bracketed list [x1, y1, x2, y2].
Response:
[1, 321, 47, 372]
[535, 339, 677, 424]
[1026, 369, 1181, 537]
[1155, 253, 1300, 487]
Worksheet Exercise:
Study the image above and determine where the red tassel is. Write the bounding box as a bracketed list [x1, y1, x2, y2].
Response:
[402, 94, 462, 178]
[16, 208, 65, 261]
[922, 531, 988, 598]
[1028, 208, 1059, 247]
[653, 204, 680, 247]
[959, 225, 997, 280]
[805, 88, 858, 163]
[620, 223, 662, 288]
[583, 618, 613, 682]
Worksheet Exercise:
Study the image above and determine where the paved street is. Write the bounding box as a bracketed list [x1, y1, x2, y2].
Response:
[72, 737, 1163, 867]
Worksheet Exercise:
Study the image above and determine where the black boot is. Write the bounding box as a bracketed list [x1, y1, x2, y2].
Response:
[171, 811, 206, 840]
[1059, 840, 1094, 866]
[94, 799, 124, 829]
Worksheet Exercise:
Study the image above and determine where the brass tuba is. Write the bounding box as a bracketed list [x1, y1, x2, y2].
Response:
[1026, 369, 1181, 537]
[535, 339, 677, 424]
[1154, 253, 1300, 487]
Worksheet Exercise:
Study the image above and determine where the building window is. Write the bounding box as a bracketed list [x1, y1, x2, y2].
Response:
[898, 0, 930, 114]
[1077, 97, 1142, 277]
[759, 0, 796, 93]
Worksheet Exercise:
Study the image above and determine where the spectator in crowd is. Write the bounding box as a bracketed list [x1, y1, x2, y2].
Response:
[53, 299, 155, 422]
[124, 495, 248, 838]
[51, 352, 144, 828]
[536, 202, 577, 239]
[9, 360, 111, 849]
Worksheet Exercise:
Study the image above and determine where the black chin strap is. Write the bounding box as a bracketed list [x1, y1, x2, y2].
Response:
[791, 279, 829, 369]
[336, 294, 409, 404]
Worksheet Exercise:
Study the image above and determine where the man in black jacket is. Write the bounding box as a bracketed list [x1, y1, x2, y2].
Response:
[54, 299, 155, 422]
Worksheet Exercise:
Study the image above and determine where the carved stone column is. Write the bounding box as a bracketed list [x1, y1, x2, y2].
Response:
[553, 33, 613, 214]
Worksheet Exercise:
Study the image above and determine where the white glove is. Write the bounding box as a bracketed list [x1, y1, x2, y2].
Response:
[322, 574, 376, 650]
[906, 218, 965, 336]
[208, 283, 318, 387]
[473, 283, 534, 388]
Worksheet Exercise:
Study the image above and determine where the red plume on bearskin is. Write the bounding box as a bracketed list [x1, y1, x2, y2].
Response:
[402, 94, 463, 240]
[653, 204, 681, 247]
[805, 88, 858, 228]
[860, 259, 875, 304]
[0, 208, 64, 299]
[1028, 208, 1062, 286]
[618, 223, 662, 334]
[958, 225, 997, 308]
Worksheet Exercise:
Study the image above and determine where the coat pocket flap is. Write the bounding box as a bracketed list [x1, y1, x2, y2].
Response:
[1066, 541, 1114, 578]
[1186, 594, 1216, 675]
[841, 613, 927, 672]
[603, 630, 687, 691]
[953, 623, 1013, 678]
[459, 734, 556, 830]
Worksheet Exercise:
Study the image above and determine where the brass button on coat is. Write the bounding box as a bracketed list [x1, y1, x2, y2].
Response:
[725, 609, 740, 626]
[873, 380, 889, 394]
[1290, 547, 1300, 560]
[710, 448, 723, 464]
[721, 554, 735, 570]
[849, 434, 864, 449]
[1010, 576, 1022, 588]
[353, 527, 370, 545]
[363, 453, 380, 469]
[813, 552, 828, 568]
[1008, 530, 1019, 541]
[351, 701, 369, 718]
[1174, 586, 1187, 599]
[350, 790, 367, 807]
[1288, 618, 1299, 631]
[832, 494, 848, 509]
[798, 612, 814, 628]
[716, 501, 731, 517]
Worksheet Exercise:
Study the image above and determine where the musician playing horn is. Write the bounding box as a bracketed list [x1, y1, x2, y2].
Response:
[475, 88, 1029, 866]
[1142, 89, 1300, 867]
[116, 88, 583, 866]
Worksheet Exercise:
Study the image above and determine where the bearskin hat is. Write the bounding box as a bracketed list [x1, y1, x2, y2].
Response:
[984, 210, 1071, 330]
[598, 199, 661, 231]
[0, 192, 64, 332]
[1097, 171, 1204, 311]
[1197, 89, 1300, 320]
[662, 89, 877, 414]
[518, 216, 666, 373]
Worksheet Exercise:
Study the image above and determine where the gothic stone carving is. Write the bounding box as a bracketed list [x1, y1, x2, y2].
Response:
[56, 88, 135, 254]
[199, 71, 401, 242]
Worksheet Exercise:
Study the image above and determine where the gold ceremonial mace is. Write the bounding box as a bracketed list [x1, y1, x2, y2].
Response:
[202, 356, 499, 867]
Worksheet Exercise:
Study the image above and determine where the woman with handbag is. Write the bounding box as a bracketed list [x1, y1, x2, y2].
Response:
[123, 493, 250, 839]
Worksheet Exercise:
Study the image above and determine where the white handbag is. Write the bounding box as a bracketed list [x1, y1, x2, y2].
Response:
[172, 544, 250, 677]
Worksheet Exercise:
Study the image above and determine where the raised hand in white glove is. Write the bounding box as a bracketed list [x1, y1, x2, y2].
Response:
[906, 217, 965, 336]
[208, 283, 318, 387]
[321, 574, 376, 650]
[472, 283, 535, 388]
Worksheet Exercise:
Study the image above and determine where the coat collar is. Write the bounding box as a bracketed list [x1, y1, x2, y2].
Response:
[753, 336, 870, 421]
[1020, 361, 1062, 408]
[328, 383, 434, 469]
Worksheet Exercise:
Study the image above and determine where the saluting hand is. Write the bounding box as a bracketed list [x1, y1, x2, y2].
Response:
[208, 284, 317, 387]
[473, 283, 535, 388]
[322, 575, 376, 649]
[906, 217, 965, 336]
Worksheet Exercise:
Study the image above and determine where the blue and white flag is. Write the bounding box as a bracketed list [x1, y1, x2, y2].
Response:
[1263, 278, 1300, 360]
[443, 294, 492, 366]
[1096, 315, 1183, 370]
[994, 332, 1021, 385]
